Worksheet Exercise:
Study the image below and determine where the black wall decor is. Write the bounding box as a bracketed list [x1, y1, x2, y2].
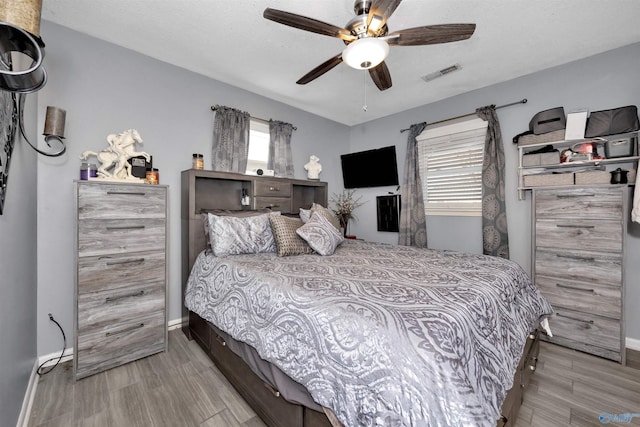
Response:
[0, 86, 17, 215]
[376, 194, 401, 232]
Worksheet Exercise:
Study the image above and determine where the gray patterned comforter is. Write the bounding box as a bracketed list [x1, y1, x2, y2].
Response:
[185, 240, 553, 426]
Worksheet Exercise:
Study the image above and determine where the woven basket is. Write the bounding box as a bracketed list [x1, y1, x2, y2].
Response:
[524, 172, 574, 187]
[518, 129, 566, 147]
[574, 170, 610, 185]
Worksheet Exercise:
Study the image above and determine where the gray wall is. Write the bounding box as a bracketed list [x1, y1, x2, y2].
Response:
[33, 20, 640, 359]
[0, 94, 38, 423]
[348, 42, 640, 340]
[35, 21, 351, 356]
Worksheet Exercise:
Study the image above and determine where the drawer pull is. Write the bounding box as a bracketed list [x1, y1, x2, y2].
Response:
[106, 225, 146, 231]
[555, 283, 594, 293]
[215, 335, 226, 347]
[268, 186, 280, 192]
[105, 323, 144, 337]
[105, 290, 144, 303]
[107, 191, 146, 196]
[268, 204, 280, 208]
[498, 416, 507, 427]
[556, 312, 594, 324]
[263, 382, 281, 398]
[105, 258, 145, 266]
[555, 224, 595, 229]
[556, 193, 595, 198]
[556, 254, 595, 262]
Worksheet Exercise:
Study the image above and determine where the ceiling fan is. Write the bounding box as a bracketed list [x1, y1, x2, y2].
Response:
[263, 0, 476, 91]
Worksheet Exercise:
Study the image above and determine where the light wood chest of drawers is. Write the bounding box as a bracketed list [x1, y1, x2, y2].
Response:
[75, 181, 168, 379]
[532, 186, 627, 362]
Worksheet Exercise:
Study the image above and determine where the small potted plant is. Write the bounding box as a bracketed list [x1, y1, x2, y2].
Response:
[330, 189, 364, 237]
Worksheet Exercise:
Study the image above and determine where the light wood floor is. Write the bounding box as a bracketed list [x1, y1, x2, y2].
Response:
[28, 330, 640, 427]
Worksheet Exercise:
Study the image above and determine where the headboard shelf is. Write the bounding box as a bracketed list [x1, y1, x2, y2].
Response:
[181, 169, 328, 328]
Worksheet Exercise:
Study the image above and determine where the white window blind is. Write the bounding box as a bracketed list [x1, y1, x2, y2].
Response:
[416, 118, 488, 216]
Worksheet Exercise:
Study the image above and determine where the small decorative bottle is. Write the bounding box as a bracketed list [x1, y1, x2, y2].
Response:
[192, 153, 204, 170]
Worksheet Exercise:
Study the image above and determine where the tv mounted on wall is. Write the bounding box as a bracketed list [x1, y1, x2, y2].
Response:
[341, 145, 399, 189]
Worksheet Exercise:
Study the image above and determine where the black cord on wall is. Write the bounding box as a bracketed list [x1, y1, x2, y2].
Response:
[37, 313, 66, 376]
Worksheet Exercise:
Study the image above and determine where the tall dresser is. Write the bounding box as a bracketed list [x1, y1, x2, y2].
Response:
[532, 185, 627, 363]
[75, 181, 168, 379]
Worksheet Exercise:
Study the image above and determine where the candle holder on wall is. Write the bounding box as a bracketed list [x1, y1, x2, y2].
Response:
[0, 2, 68, 214]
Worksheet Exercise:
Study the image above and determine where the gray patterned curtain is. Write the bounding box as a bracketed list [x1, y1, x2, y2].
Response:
[268, 120, 295, 178]
[211, 105, 250, 173]
[398, 122, 428, 248]
[476, 105, 509, 258]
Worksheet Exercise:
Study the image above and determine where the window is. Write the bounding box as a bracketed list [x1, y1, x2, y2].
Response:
[245, 119, 270, 174]
[416, 118, 488, 216]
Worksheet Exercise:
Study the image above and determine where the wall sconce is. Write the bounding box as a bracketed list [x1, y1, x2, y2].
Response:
[0, 0, 62, 214]
[18, 101, 67, 157]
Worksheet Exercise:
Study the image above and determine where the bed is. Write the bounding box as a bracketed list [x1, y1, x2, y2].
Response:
[180, 170, 553, 427]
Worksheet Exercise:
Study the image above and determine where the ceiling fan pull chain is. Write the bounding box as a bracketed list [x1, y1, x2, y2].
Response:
[363, 71, 368, 112]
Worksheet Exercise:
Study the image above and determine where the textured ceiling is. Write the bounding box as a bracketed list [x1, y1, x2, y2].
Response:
[41, 0, 640, 126]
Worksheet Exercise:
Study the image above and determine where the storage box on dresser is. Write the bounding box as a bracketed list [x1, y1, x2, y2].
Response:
[532, 186, 627, 363]
[75, 181, 168, 379]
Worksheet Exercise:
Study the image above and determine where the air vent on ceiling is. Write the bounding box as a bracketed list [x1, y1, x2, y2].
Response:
[421, 63, 462, 83]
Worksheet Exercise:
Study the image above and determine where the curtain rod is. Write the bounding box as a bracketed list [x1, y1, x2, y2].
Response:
[400, 98, 528, 133]
[210, 105, 297, 131]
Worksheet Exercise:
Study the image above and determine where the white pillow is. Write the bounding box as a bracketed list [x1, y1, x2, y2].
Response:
[207, 213, 277, 256]
[296, 212, 344, 256]
[299, 208, 312, 223]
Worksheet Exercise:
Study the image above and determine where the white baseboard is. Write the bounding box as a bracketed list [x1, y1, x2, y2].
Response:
[16, 359, 39, 427]
[38, 347, 74, 367]
[626, 337, 640, 351]
[168, 317, 184, 331]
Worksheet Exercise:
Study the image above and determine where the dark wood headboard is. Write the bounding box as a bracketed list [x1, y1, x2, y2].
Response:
[180, 169, 328, 331]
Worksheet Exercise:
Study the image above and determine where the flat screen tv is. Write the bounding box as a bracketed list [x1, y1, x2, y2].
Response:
[341, 145, 399, 189]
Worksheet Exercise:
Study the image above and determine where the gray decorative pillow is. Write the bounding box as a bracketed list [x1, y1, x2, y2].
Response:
[201, 209, 273, 249]
[296, 212, 344, 256]
[207, 213, 277, 256]
[269, 214, 314, 257]
[299, 208, 311, 223]
[310, 203, 341, 231]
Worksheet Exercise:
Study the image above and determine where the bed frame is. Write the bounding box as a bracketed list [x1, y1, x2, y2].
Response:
[180, 169, 540, 427]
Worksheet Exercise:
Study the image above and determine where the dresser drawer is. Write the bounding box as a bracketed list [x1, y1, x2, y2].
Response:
[254, 196, 292, 213]
[535, 248, 621, 287]
[77, 281, 165, 332]
[534, 187, 623, 219]
[78, 250, 165, 294]
[535, 275, 621, 319]
[75, 312, 165, 379]
[78, 218, 166, 256]
[535, 219, 622, 252]
[209, 325, 303, 427]
[78, 183, 167, 219]
[254, 180, 292, 197]
[545, 309, 620, 353]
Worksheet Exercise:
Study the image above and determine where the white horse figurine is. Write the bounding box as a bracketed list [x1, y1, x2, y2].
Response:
[80, 129, 150, 180]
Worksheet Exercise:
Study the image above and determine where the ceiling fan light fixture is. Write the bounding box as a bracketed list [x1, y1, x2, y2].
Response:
[342, 37, 389, 70]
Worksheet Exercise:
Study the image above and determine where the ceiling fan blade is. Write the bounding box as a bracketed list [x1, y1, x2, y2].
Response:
[366, 0, 403, 34]
[296, 54, 343, 85]
[369, 61, 392, 91]
[264, 8, 356, 42]
[387, 24, 476, 46]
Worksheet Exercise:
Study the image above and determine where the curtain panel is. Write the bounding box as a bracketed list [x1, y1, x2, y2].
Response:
[211, 106, 250, 173]
[476, 105, 510, 259]
[268, 120, 295, 178]
[398, 122, 428, 248]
